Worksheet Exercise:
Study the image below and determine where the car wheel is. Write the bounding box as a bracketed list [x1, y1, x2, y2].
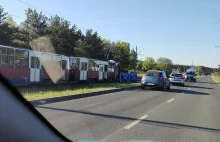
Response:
[167, 85, 170, 90]
[141, 86, 145, 89]
[162, 84, 166, 91]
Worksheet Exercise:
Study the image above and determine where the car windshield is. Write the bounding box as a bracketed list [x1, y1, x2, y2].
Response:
[1, 1, 220, 142]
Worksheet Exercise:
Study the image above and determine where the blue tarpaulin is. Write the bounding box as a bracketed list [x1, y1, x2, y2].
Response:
[120, 72, 137, 83]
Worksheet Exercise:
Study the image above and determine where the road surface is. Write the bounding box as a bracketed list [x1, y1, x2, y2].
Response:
[36, 76, 220, 142]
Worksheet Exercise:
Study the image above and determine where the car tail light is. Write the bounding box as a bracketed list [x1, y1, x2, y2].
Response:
[142, 75, 146, 80]
[159, 77, 163, 80]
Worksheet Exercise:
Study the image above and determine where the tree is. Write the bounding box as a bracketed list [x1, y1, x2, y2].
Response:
[136, 60, 143, 71]
[156, 57, 173, 74]
[0, 5, 7, 24]
[129, 49, 137, 70]
[101, 38, 112, 60]
[82, 29, 105, 59]
[196, 66, 203, 75]
[142, 57, 156, 71]
[47, 15, 80, 55]
[21, 8, 48, 46]
[110, 41, 130, 71]
[0, 5, 14, 46]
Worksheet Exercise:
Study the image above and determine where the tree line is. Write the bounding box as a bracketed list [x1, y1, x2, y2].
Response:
[2, 5, 206, 74]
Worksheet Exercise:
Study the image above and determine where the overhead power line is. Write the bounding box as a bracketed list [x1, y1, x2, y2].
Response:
[9, 14, 25, 20]
[17, 0, 53, 16]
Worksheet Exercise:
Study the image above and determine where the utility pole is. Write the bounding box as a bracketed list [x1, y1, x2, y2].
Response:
[133, 45, 144, 73]
[134, 46, 138, 72]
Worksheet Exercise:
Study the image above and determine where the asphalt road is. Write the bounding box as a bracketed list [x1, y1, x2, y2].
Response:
[36, 76, 220, 142]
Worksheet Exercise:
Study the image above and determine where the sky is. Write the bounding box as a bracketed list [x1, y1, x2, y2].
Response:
[1, 0, 220, 68]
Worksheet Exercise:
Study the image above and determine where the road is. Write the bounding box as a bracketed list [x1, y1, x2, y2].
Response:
[36, 76, 220, 142]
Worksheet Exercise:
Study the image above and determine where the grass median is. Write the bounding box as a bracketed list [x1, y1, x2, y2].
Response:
[19, 82, 140, 101]
[211, 75, 220, 83]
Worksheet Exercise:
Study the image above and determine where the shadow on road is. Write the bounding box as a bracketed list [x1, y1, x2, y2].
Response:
[197, 81, 218, 85]
[37, 106, 220, 133]
[132, 88, 210, 95]
[184, 85, 213, 90]
[170, 88, 210, 95]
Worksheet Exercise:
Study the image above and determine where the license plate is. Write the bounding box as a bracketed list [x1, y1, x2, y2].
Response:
[147, 83, 154, 85]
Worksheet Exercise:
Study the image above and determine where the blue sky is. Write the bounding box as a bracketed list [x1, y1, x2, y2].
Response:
[1, 0, 220, 68]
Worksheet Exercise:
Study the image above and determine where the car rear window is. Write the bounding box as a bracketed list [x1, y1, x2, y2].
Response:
[186, 72, 195, 75]
[146, 72, 161, 76]
[171, 74, 182, 77]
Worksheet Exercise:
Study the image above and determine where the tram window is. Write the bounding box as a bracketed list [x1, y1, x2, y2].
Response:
[104, 65, 108, 72]
[15, 50, 29, 68]
[31, 57, 35, 68]
[0, 47, 14, 67]
[84, 63, 87, 71]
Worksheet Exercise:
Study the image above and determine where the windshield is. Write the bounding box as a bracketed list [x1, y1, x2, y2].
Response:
[1, 1, 220, 142]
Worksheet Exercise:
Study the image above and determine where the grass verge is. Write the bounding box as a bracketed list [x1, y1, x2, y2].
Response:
[196, 75, 202, 79]
[211, 75, 220, 83]
[18, 82, 140, 101]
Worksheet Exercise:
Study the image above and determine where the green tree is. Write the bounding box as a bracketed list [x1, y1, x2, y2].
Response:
[156, 57, 173, 74]
[110, 41, 130, 71]
[142, 57, 156, 71]
[101, 38, 112, 60]
[136, 60, 143, 71]
[129, 49, 137, 70]
[21, 8, 48, 46]
[47, 15, 81, 55]
[196, 66, 204, 75]
[0, 5, 13, 46]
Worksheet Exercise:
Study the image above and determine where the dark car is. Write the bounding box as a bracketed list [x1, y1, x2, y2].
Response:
[185, 71, 196, 82]
[141, 70, 171, 91]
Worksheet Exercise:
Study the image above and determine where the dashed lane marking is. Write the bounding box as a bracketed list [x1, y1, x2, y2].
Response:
[124, 115, 148, 129]
[167, 98, 175, 103]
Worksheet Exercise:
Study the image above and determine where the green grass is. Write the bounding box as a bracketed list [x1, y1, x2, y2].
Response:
[211, 75, 220, 83]
[196, 75, 202, 79]
[19, 82, 140, 101]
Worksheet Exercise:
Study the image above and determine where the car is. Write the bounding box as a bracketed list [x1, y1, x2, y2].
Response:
[169, 72, 185, 86]
[141, 70, 171, 91]
[185, 71, 196, 82]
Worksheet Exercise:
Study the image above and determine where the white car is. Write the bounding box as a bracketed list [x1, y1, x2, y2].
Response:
[169, 72, 185, 86]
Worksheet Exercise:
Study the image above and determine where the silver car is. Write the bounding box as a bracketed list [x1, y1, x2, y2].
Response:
[169, 72, 185, 86]
[141, 70, 171, 91]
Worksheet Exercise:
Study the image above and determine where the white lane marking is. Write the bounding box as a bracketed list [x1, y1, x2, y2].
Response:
[167, 98, 175, 103]
[188, 88, 191, 90]
[102, 95, 178, 140]
[124, 115, 148, 129]
[181, 92, 184, 94]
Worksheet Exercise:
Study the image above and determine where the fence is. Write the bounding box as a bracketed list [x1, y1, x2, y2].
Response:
[120, 72, 138, 83]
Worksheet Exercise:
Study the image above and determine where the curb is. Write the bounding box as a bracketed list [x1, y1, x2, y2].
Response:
[30, 86, 139, 106]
